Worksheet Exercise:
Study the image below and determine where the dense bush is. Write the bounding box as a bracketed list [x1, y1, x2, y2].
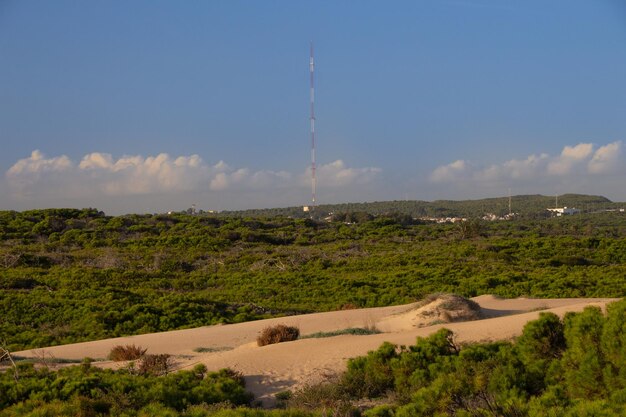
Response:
[335, 299, 626, 416]
[0, 363, 252, 416]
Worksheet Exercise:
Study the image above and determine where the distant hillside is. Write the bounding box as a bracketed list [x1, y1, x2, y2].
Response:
[218, 194, 616, 219]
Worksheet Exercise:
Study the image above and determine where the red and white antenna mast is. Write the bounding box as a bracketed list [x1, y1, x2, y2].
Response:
[309, 42, 316, 210]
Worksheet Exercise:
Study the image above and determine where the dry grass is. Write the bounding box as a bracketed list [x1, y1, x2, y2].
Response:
[257, 324, 300, 346]
[108, 344, 147, 361]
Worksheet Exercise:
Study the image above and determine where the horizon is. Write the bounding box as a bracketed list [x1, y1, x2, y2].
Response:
[1, 1, 625, 214]
[2, 192, 621, 217]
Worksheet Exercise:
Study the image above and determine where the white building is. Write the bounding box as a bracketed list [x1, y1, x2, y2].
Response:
[547, 207, 580, 216]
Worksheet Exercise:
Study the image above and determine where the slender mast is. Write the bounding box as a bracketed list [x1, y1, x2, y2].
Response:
[310, 42, 316, 210]
[508, 188, 511, 215]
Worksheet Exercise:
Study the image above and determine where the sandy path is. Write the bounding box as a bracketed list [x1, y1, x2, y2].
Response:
[14, 296, 619, 406]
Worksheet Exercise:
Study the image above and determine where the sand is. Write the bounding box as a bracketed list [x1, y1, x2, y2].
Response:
[13, 295, 619, 406]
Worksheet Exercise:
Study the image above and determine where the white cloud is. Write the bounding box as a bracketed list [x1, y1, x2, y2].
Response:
[79, 152, 115, 170]
[249, 170, 292, 188]
[208, 166, 292, 191]
[77, 152, 209, 194]
[5, 150, 75, 195]
[477, 153, 550, 181]
[7, 150, 73, 178]
[6, 151, 379, 202]
[547, 143, 594, 175]
[429, 160, 468, 182]
[311, 160, 382, 187]
[588, 141, 622, 174]
[209, 168, 249, 191]
[430, 141, 624, 184]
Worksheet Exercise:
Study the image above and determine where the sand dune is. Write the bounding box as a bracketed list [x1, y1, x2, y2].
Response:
[14, 295, 619, 406]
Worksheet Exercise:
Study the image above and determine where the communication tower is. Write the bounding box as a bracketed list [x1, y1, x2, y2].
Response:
[309, 42, 316, 210]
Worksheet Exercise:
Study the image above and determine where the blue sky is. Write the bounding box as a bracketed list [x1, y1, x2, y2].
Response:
[1, 0, 625, 214]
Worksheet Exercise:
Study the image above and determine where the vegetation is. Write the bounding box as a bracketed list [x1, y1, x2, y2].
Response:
[2, 300, 624, 416]
[257, 325, 301, 347]
[194, 346, 233, 353]
[136, 353, 173, 376]
[108, 344, 147, 361]
[0, 363, 252, 416]
[300, 328, 381, 339]
[0, 195, 623, 415]
[339, 300, 626, 416]
[1, 203, 624, 351]
[220, 193, 615, 219]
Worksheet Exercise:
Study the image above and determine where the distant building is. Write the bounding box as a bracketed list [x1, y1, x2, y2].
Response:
[547, 207, 580, 216]
[481, 212, 518, 221]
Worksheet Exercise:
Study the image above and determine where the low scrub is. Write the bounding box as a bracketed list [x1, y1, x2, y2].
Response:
[301, 327, 381, 339]
[137, 353, 172, 376]
[257, 324, 300, 346]
[108, 344, 147, 361]
[286, 379, 355, 415]
[193, 346, 233, 353]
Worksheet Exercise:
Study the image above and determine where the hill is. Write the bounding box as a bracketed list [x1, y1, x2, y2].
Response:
[217, 193, 616, 218]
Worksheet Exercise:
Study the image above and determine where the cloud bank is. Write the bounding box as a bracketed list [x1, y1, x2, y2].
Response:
[5, 151, 382, 207]
[430, 141, 624, 184]
[3, 141, 624, 213]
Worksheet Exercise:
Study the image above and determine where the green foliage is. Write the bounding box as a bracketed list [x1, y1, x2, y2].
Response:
[1, 207, 625, 353]
[220, 193, 615, 219]
[342, 341, 401, 398]
[363, 405, 397, 417]
[2, 301, 626, 416]
[0, 364, 252, 416]
[336, 299, 626, 416]
[560, 307, 606, 399]
[601, 299, 626, 392]
[515, 312, 566, 393]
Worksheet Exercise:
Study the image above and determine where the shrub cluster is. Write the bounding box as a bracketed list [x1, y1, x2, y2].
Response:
[257, 324, 300, 346]
[341, 300, 626, 416]
[0, 364, 253, 416]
